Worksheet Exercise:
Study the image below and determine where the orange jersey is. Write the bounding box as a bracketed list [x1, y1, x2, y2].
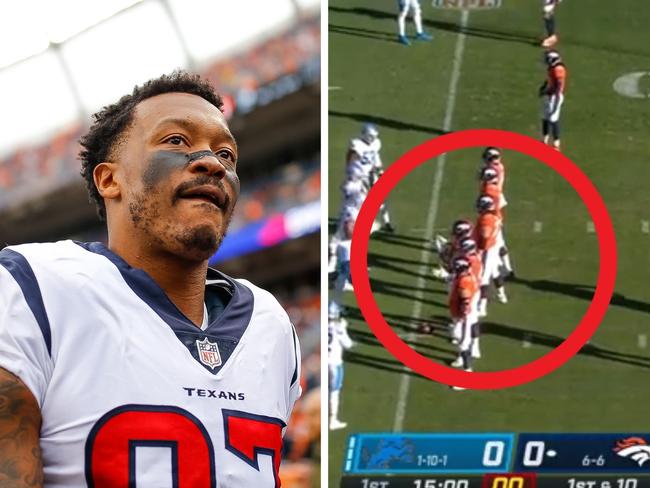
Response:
[449, 271, 478, 318]
[476, 212, 501, 251]
[480, 179, 501, 203]
[547, 64, 567, 94]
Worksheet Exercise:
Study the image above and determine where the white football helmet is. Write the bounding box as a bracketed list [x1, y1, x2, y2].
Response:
[328, 301, 341, 320]
[482, 147, 501, 163]
[452, 219, 473, 238]
[477, 194, 496, 212]
[361, 123, 379, 144]
[481, 166, 499, 182]
[453, 257, 471, 274]
[459, 238, 477, 254]
[545, 50, 562, 67]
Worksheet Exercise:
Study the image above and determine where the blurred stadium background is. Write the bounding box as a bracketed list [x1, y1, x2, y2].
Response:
[0, 1, 321, 486]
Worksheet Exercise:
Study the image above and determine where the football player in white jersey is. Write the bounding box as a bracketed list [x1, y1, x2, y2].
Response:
[331, 217, 355, 310]
[328, 168, 366, 273]
[397, 0, 433, 46]
[541, 0, 563, 47]
[328, 303, 353, 431]
[347, 124, 394, 232]
[0, 72, 301, 487]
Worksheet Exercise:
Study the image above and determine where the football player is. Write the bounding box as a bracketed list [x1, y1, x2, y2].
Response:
[540, 50, 567, 151]
[328, 304, 354, 430]
[347, 123, 394, 232]
[448, 257, 480, 379]
[331, 216, 355, 309]
[449, 238, 482, 350]
[479, 166, 513, 278]
[541, 0, 563, 47]
[0, 72, 301, 486]
[329, 169, 366, 272]
[432, 219, 474, 281]
[397, 0, 433, 46]
[475, 195, 508, 317]
[480, 147, 505, 191]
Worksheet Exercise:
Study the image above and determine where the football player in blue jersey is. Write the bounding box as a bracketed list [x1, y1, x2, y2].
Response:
[0, 71, 301, 486]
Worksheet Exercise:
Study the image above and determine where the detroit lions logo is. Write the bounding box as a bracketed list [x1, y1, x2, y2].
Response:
[614, 437, 650, 467]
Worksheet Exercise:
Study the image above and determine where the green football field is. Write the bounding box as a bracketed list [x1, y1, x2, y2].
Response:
[328, 0, 650, 485]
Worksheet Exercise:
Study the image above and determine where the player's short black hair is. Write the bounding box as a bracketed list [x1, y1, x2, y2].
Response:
[79, 70, 224, 221]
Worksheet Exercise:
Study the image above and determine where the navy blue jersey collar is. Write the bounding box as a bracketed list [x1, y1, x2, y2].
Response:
[74, 241, 254, 341]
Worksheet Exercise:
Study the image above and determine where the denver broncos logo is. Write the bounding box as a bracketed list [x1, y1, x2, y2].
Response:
[614, 437, 650, 467]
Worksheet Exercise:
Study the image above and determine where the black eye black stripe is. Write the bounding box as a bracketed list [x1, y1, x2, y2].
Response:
[185, 150, 216, 163]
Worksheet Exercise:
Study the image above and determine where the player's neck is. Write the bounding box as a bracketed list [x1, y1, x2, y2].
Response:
[109, 239, 208, 327]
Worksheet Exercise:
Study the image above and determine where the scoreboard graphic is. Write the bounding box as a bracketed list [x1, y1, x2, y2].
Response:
[340, 433, 650, 488]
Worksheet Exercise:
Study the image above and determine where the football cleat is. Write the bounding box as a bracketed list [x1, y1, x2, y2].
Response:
[361, 123, 379, 144]
[452, 219, 473, 238]
[496, 287, 508, 304]
[330, 419, 348, 430]
[381, 222, 396, 233]
[415, 32, 433, 41]
[398, 34, 411, 46]
[541, 34, 558, 48]
[476, 194, 496, 212]
[451, 357, 464, 368]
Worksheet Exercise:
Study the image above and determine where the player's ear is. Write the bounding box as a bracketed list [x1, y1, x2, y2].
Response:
[93, 162, 121, 201]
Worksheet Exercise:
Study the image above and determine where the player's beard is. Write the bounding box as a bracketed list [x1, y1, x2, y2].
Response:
[128, 188, 235, 262]
[174, 214, 232, 256]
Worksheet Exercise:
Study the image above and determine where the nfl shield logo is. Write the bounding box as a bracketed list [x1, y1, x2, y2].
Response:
[196, 337, 222, 370]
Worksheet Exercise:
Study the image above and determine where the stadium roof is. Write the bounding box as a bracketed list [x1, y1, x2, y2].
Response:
[0, 0, 319, 156]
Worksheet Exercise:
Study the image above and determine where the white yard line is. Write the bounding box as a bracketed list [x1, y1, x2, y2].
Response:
[329, 86, 343, 91]
[392, 9, 471, 433]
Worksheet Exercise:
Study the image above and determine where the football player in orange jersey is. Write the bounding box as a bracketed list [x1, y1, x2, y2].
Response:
[448, 258, 480, 379]
[479, 166, 514, 278]
[451, 238, 484, 359]
[432, 219, 473, 280]
[480, 147, 505, 187]
[539, 50, 567, 151]
[475, 195, 508, 317]
[541, 0, 563, 47]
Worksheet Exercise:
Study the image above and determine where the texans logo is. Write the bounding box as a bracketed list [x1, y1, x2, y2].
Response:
[614, 437, 650, 467]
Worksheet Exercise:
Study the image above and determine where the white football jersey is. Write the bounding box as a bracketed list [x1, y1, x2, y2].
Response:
[0, 240, 301, 488]
[341, 179, 366, 212]
[328, 319, 352, 367]
[348, 136, 382, 180]
[336, 240, 352, 264]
